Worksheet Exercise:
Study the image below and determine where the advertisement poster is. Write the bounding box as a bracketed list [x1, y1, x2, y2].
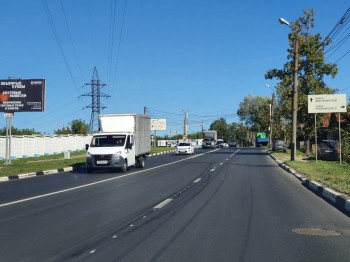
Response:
[0, 79, 46, 112]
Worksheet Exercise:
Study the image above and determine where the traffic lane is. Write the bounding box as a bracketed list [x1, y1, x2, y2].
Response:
[0, 149, 210, 205]
[81, 147, 350, 262]
[0, 148, 233, 261]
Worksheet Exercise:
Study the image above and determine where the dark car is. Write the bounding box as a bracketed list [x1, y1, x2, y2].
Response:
[272, 140, 287, 152]
[317, 140, 339, 160]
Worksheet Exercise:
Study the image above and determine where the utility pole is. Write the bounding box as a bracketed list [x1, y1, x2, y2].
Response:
[279, 17, 299, 161]
[144, 106, 148, 115]
[183, 109, 190, 139]
[81, 67, 110, 133]
[269, 92, 275, 147]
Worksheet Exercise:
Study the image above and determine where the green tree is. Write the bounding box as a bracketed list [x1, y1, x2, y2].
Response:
[265, 9, 338, 155]
[0, 127, 41, 136]
[71, 119, 89, 135]
[54, 119, 89, 135]
[209, 118, 230, 142]
[236, 95, 271, 132]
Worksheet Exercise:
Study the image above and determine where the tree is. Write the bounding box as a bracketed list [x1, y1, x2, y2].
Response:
[209, 118, 230, 142]
[0, 127, 41, 136]
[265, 9, 338, 155]
[71, 119, 89, 135]
[54, 119, 89, 135]
[236, 95, 271, 132]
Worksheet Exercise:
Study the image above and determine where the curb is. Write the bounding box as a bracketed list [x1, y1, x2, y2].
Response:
[267, 150, 350, 215]
[0, 150, 177, 183]
[0, 167, 75, 182]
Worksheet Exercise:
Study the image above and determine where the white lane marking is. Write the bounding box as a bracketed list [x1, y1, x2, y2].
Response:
[0, 149, 219, 208]
[90, 250, 95, 254]
[220, 163, 223, 165]
[153, 198, 173, 209]
[225, 158, 229, 161]
[210, 169, 215, 172]
[193, 178, 201, 183]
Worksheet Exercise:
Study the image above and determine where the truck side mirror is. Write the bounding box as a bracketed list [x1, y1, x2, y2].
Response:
[85, 144, 89, 150]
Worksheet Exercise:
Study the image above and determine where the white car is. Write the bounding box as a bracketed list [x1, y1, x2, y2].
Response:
[176, 142, 194, 155]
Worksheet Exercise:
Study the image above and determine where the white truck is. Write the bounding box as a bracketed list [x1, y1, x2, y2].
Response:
[86, 113, 151, 173]
[202, 130, 217, 149]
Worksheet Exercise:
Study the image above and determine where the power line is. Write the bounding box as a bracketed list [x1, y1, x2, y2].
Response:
[110, 0, 127, 94]
[41, 0, 80, 95]
[60, 0, 86, 82]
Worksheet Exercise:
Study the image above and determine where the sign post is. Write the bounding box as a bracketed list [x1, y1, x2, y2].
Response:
[308, 94, 347, 164]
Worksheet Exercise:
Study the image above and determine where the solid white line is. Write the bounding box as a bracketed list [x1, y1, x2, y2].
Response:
[153, 198, 173, 209]
[0, 150, 213, 208]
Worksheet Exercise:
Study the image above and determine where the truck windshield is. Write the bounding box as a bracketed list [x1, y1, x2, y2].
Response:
[90, 135, 126, 147]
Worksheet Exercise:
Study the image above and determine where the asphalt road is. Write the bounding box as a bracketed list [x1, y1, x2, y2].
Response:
[0, 148, 349, 261]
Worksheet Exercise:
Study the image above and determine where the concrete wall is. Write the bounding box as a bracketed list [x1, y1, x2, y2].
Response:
[0, 135, 92, 160]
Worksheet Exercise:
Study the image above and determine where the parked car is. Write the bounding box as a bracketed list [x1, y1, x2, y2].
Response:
[317, 140, 339, 160]
[176, 142, 194, 155]
[229, 140, 237, 148]
[272, 140, 287, 152]
[223, 143, 229, 148]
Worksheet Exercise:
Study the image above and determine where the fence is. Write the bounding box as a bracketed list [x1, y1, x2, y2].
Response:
[0, 135, 92, 160]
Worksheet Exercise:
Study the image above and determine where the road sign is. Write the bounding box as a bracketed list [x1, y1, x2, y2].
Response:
[151, 119, 167, 131]
[308, 94, 347, 113]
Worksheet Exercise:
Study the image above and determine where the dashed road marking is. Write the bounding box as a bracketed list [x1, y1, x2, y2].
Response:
[194, 178, 201, 183]
[154, 198, 173, 209]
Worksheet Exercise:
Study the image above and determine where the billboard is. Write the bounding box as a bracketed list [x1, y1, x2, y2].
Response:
[308, 94, 347, 114]
[151, 119, 166, 131]
[0, 79, 46, 112]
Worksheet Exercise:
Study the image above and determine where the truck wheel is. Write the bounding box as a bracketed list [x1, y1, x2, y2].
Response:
[121, 160, 127, 173]
[138, 157, 145, 168]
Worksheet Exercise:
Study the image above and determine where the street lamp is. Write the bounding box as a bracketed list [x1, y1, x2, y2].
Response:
[279, 17, 299, 161]
[265, 84, 275, 148]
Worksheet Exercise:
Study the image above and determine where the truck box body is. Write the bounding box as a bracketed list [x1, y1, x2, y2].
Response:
[86, 113, 151, 173]
[256, 132, 269, 147]
[99, 114, 151, 156]
[202, 130, 217, 149]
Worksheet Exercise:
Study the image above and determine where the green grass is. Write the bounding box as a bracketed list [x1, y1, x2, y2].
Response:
[286, 160, 350, 197]
[0, 147, 175, 177]
[270, 150, 350, 197]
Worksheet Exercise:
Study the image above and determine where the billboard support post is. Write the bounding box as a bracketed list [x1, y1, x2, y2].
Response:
[4, 113, 13, 165]
[339, 113, 342, 164]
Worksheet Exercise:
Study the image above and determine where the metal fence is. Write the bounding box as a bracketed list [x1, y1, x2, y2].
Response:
[0, 135, 92, 160]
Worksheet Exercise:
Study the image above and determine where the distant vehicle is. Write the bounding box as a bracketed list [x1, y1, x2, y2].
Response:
[317, 140, 339, 160]
[176, 142, 194, 155]
[229, 140, 237, 148]
[216, 139, 224, 148]
[272, 140, 287, 152]
[86, 114, 151, 173]
[223, 143, 229, 148]
[202, 130, 217, 149]
[256, 132, 269, 147]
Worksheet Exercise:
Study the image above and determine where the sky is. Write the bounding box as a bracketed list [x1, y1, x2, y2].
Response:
[0, 0, 349, 136]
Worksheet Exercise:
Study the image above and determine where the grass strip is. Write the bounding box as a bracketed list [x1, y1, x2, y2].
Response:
[0, 147, 175, 177]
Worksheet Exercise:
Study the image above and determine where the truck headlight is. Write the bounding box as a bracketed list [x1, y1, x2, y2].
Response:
[113, 151, 122, 158]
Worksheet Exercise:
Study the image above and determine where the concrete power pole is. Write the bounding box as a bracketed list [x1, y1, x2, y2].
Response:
[81, 67, 110, 133]
[183, 110, 189, 139]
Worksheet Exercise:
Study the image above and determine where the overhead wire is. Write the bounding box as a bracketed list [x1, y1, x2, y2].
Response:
[41, 0, 81, 97]
[110, 0, 127, 95]
[60, 0, 86, 82]
[324, 6, 350, 63]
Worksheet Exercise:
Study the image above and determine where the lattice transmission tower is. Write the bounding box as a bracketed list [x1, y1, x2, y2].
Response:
[81, 67, 110, 133]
